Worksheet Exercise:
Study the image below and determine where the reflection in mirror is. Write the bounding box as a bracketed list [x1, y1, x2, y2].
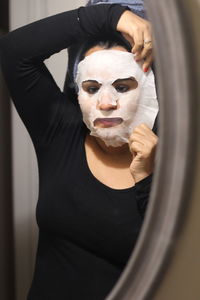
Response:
[107, 0, 200, 300]
[0, 1, 159, 300]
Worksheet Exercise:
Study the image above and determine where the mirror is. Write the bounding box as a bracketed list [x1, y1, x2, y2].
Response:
[107, 0, 200, 299]
[1, 0, 200, 299]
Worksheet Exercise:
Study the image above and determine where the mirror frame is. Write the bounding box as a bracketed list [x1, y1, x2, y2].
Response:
[107, 0, 200, 299]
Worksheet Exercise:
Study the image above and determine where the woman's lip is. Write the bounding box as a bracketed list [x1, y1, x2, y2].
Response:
[94, 117, 123, 128]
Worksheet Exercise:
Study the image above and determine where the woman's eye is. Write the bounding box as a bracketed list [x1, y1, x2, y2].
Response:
[87, 86, 99, 94]
[115, 85, 129, 93]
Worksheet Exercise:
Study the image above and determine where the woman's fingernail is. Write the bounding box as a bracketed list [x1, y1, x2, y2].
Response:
[144, 67, 149, 72]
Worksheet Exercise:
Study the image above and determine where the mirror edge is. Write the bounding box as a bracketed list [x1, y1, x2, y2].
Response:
[106, 0, 200, 299]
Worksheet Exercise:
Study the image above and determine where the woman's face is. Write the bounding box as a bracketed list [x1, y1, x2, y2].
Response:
[75, 46, 158, 147]
[83, 45, 138, 126]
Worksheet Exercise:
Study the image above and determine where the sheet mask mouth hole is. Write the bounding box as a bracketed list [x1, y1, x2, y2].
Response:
[94, 117, 123, 128]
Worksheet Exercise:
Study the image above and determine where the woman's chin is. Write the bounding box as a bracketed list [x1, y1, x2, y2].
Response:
[89, 127, 129, 147]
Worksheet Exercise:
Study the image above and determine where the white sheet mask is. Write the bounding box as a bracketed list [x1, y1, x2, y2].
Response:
[76, 49, 159, 147]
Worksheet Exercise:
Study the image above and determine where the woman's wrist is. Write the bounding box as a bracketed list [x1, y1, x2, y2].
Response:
[132, 172, 151, 183]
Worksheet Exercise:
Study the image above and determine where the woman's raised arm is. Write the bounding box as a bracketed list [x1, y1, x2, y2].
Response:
[0, 5, 127, 146]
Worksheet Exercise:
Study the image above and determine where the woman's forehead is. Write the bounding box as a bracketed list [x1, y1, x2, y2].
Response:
[76, 49, 144, 85]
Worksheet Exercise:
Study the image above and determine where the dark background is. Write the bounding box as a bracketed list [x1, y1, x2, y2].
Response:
[0, 0, 15, 299]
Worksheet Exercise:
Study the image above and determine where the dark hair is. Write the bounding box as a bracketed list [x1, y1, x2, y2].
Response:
[63, 33, 132, 105]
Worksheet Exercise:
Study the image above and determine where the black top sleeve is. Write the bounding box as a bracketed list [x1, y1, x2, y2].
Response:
[0, 4, 127, 146]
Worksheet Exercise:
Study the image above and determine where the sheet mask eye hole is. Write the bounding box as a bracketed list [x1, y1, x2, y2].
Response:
[115, 85, 129, 93]
[87, 86, 100, 94]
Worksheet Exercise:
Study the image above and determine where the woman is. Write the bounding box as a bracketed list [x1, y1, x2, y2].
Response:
[0, 2, 158, 300]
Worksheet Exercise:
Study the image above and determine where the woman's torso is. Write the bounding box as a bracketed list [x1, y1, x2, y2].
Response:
[28, 120, 142, 300]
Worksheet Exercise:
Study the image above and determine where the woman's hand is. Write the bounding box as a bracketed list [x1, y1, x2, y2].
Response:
[116, 10, 153, 72]
[129, 123, 158, 183]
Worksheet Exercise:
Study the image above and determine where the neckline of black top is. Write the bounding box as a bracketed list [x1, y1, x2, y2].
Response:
[81, 129, 136, 194]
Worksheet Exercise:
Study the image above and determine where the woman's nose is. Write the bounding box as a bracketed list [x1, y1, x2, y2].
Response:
[98, 102, 118, 111]
[97, 91, 118, 111]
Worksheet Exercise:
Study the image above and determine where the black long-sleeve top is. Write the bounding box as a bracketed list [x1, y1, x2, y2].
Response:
[0, 4, 152, 300]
